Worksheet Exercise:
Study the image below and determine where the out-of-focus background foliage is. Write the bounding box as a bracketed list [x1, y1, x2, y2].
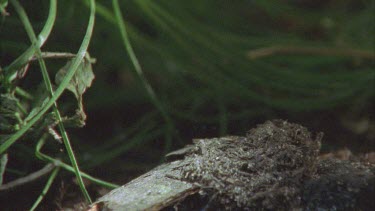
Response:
[0, 0, 374, 209]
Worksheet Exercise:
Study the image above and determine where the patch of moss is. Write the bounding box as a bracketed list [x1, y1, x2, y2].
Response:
[181, 120, 322, 210]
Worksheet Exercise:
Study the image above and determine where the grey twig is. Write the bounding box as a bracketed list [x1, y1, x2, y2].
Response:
[29, 52, 76, 61]
[0, 163, 55, 191]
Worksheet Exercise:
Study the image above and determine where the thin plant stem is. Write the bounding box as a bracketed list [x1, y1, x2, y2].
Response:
[10, 0, 92, 203]
[0, 0, 95, 159]
[15, 87, 34, 100]
[30, 167, 60, 211]
[3, 0, 57, 82]
[35, 134, 118, 189]
[0, 163, 55, 191]
[29, 52, 76, 61]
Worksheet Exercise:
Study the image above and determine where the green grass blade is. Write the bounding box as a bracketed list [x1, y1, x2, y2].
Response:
[112, 0, 167, 121]
[3, 0, 57, 82]
[35, 135, 119, 189]
[0, 0, 95, 158]
[112, 0, 174, 154]
[30, 167, 60, 211]
[9, 0, 92, 203]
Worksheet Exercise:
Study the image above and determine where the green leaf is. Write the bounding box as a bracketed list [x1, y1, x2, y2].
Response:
[55, 53, 94, 128]
[61, 109, 87, 128]
[55, 53, 95, 105]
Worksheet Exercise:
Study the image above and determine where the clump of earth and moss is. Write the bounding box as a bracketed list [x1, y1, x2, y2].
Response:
[181, 119, 323, 210]
[94, 120, 374, 210]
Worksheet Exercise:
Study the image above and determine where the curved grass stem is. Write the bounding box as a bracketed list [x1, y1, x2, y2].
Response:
[5, 0, 97, 203]
[35, 134, 119, 189]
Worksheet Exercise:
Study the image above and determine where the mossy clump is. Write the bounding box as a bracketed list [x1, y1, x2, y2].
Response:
[181, 119, 323, 210]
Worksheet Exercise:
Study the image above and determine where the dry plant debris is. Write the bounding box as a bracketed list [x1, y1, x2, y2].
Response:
[180, 119, 322, 209]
